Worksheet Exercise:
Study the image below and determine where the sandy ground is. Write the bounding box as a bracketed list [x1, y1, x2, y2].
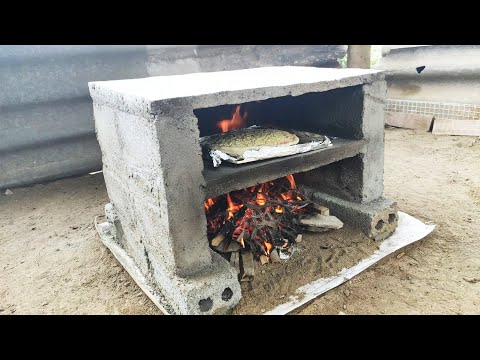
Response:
[1, 128, 479, 315]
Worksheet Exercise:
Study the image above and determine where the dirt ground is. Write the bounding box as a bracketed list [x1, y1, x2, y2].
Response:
[1, 128, 479, 315]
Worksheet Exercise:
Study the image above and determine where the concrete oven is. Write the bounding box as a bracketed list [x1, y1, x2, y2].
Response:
[88, 66, 397, 315]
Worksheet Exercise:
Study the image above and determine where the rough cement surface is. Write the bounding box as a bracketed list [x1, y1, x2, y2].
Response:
[154, 112, 212, 276]
[298, 81, 387, 204]
[359, 80, 388, 202]
[89, 67, 384, 116]
[308, 190, 398, 241]
[94, 102, 213, 277]
[98, 219, 241, 315]
[92, 96, 240, 313]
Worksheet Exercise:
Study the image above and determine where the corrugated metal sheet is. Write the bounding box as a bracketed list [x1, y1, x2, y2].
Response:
[0, 45, 346, 189]
[375, 45, 480, 105]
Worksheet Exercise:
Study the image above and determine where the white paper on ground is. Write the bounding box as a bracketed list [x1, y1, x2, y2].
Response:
[264, 211, 435, 315]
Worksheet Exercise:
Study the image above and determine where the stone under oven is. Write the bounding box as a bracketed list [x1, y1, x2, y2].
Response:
[89, 66, 398, 315]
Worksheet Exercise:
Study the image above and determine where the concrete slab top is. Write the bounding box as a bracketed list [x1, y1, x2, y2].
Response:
[89, 66, 383, 105]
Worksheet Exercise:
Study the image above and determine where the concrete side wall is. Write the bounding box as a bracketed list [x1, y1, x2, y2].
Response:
[298, 81, 387, 204]
[0, 45, 346, 190]
[375, 45, 480, 105]
[93, 93, 241, 314]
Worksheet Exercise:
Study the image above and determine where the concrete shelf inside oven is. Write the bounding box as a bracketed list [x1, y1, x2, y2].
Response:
[203, 138, 365, 198]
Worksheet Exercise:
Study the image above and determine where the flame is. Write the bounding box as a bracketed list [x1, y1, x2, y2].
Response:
[204, 197, 216, 212]
[264, 242, 273, 255]
[226, 193, 242, 220]
[275, 205, 283, 214]
[286, 174, 296, 189]
[217, 105, 248, 133]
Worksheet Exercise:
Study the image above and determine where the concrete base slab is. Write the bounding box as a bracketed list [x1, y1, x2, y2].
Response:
[305, 189, 398, 240]
[95, 216, 242, 315]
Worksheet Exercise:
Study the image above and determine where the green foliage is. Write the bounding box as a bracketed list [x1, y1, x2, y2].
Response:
[337, 54, 348, 68]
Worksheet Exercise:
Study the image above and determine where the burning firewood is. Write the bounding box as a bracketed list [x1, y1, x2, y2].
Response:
[204, 175, 322, 270]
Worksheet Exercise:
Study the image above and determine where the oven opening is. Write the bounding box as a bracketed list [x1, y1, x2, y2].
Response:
[193, 85, 366, 281]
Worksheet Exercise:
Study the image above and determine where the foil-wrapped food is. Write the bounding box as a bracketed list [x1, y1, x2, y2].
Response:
[200, 127, 332, 167]
[204, 128, 300, 156]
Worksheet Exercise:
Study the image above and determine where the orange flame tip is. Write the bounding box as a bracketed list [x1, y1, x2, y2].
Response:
[265, 242, 273, 255]
[286, 174, 296, 189]
[216, 105, 248, 133]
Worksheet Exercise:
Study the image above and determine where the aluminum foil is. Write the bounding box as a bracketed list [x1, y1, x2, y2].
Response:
[201, 128, 332, 167]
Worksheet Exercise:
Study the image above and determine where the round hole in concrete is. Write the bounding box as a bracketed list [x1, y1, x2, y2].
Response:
[221, 287, 233, 301]
[388, 213, 396, 224]
[198, 298, 213, 312]
[375, 220, 385, 230]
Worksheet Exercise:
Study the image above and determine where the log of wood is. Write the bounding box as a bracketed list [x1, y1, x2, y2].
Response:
[312, 203, 329, 216]
[240, 251, 255, 282]
[211, 233, 225, 247]
[213, 238, 241, 253]
[225, 240, 241, 253]
[385, 112, 433, 131]
[212, 238, 228, 252]
[260, 254, 269, 265]
[230, 251, 241, 275]
[300, 214, 343, 230]
[347, 45, 371, 69]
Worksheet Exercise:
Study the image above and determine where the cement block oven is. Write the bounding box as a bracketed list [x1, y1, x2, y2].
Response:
[89, 66, 397, 315]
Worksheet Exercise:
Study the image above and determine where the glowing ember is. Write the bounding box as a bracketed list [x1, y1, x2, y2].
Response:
[256, 192, 266, 206]
[204, 175, 314, 261]
[216, 105, 248, 133]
